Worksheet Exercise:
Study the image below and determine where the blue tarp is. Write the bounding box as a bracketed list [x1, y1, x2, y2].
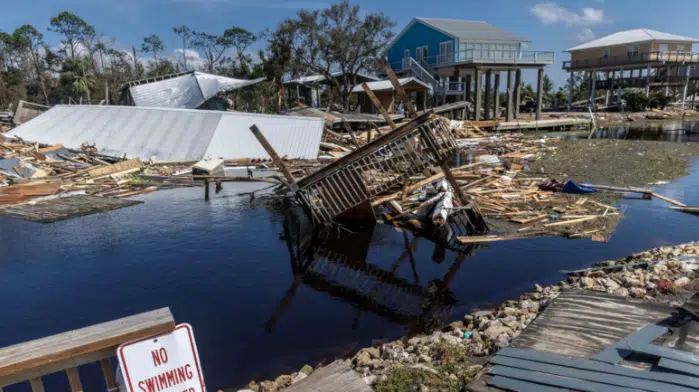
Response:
[562, 180, 597, 194]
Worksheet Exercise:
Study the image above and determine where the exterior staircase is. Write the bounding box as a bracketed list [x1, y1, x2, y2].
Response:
[401, 57, 445, 96]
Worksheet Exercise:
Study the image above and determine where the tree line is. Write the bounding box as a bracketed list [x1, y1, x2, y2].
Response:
[1, 1, 567, 113]
[0, 1, 396, 112]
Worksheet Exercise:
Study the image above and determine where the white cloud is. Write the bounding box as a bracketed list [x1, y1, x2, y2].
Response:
[530, 2, 606, 26]
[576, 28, 596, 43]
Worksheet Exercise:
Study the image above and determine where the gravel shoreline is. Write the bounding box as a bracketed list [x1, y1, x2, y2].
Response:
[235, 241, 699, 392]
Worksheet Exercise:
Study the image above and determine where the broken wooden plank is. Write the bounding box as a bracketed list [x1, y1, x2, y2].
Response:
[544, 216, 599, 227]
[87, 158, 142, 178]
[361, 83, 397, 130]
[652, 192, 687, 207]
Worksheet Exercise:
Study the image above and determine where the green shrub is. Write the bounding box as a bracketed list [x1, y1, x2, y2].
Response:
[622, 88, 649, 112]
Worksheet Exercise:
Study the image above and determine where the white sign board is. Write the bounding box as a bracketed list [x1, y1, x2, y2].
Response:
[118, 324, 206, 392]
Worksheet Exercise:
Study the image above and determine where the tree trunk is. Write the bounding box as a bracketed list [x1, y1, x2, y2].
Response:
[99, 53, 105, 73]
[182, 37, 187, 70]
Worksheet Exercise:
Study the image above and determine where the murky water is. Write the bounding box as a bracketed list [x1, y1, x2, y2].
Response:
[2, 126, 699, 390]
[549, 119, 699, 142]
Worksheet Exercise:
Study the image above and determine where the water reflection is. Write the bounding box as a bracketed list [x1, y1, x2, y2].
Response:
[267, 205, 483, 337]
[551, 120, 699, 142]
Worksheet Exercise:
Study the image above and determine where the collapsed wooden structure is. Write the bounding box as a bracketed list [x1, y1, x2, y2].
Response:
[295, 112, 484, 228]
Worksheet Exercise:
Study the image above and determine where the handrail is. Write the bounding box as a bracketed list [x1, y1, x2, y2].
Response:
[563, 51, 699, 70]
[0, 308, 175, 390]
[419, 49, 555, 67]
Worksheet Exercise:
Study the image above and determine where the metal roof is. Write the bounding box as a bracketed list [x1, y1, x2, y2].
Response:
[415, 18, 529, 43]
[351, 77, 431, 93]
[285, 71, 380, 85]
[567, 29, 699, 51]
[206, 112, 323, 161]
[7, 105, 324, 162]
[128, 72, 266, 109]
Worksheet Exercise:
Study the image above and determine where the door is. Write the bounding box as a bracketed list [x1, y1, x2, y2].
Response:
[440, 41, 454, 64]
[659, 44, 668, 61]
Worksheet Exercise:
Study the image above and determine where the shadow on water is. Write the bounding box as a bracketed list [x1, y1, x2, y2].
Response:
[2, 129, 699, 390]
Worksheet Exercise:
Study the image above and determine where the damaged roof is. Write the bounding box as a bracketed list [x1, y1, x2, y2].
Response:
[127, 71, 266, 109]
[351, 77, 431, 93]
[285, 71, 380, 86]
[7, 105, 323, 162]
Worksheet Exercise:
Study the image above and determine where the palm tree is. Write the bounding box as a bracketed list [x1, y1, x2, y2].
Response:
[72, 74, 95, 102]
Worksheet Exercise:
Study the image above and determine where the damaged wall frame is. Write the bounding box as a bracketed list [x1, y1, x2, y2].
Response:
[293, 111, 486, 231]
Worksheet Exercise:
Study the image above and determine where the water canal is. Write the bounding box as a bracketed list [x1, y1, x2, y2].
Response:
[2, 122, 699, 391]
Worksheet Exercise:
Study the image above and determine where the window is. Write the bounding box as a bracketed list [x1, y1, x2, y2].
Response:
[416, 46, 428, 62]
[677, 44, 686, 56]
[603, 48, 610, 59]
[659, 43, 669, 60]
[404, 49, 410, 59]
[627, 43, 640, 58]
[439, 41, 454, 64]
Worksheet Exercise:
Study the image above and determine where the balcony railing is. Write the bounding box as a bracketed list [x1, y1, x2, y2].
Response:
[595, 75, 688, 90]
[563, 51, 699, 70]
[411, 49, 555, 68]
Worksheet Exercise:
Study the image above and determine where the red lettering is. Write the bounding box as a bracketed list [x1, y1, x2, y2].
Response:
[145, 377, 156, 392]
[158, 373, 168, 390]
[177, 367, 187, 381]
[166, 369, 176, 387]
[185, 364, 193, 379]
[152, 348, 168, 367]
[138, 381, 147, 392]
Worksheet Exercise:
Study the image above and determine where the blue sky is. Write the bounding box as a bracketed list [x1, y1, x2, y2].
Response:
[3, 0, 699, 88]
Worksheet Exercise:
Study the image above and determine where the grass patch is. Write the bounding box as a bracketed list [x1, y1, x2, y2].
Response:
[375, 343, 481, 392]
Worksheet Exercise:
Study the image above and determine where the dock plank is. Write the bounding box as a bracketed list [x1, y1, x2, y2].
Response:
[0, 195, 143, 223]
[467, 290, 677, 392]
[284, 360, 371, 392]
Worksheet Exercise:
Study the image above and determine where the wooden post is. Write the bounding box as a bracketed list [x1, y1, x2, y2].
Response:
[493, 72, 500, 120]
[342, 122, 361, 148]
[515, 69, 522, 118]
[536, 68, 544, 120]
[440, 163, 468, 205]
[484, 70, 492, 120]
[30, 378, 45, 392]
[66, 367, 82, 392]
[361, 83, 397, 130]
[204, 178, 210, 201]
[474, 69, 483, 121]
[506, 70, 514, 122]
[380, 59, 417, 118]
[249, 124, 298, 190]
[100, 359, 117, 391]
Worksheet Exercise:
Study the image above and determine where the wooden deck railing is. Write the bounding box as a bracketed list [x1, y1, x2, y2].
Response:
[0, 308, 175, 391]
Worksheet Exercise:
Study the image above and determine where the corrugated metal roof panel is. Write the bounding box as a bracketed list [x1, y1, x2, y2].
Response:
[7, 105, 323, 162]
[128, 72, 266, 109]
[205, 112, 324, 160]
[130, 74, 205, 109]
[417, 18, 528, 43]
[351, 77, 430, 92]
[567, 29, 699, 51]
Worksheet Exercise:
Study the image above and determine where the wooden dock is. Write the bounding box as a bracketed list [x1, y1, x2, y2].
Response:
[467, 290, 692, 391]
[496, 118, 591, 131]
[0, 195, 143, 223]
[284, 360, 371, 392]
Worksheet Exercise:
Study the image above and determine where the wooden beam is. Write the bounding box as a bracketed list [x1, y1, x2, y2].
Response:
[0, 308, 174, 386]
[342, 122, 361, 148]
[361, 83, 396, 130]
[380, 59, 417, 118]
[249, 124, 297, 189]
